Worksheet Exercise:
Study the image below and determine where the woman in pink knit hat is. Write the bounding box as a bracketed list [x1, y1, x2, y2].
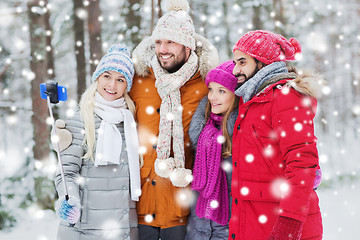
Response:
[229, 30, 323, 240]
[185, 61, 239, 240]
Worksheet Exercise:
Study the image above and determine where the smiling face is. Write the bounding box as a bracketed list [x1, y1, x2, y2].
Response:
[96, 71, 127, 101]
[232, 50, 264, 87]
[154, 39, 191, 73]
[207, 82, 235, 115]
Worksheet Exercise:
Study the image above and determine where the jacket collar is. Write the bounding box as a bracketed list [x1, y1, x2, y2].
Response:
[241, 71, 326, 105]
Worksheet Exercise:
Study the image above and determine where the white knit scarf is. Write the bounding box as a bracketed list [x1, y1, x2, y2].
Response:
[94, 92, 141, 201]
[151, 51, 198, 187]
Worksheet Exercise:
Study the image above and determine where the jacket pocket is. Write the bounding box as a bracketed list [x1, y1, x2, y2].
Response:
[140, 167, 151, 185]
[251, 124, 273, 168]
[137, 167, 153, 216]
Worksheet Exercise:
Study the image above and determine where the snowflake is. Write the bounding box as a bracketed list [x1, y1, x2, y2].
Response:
[175, 188, 193, 208]
[150, 136, 157, 144]
[135, 188, 142, 196]
[139, 146, 147, 154]
[76, 176, 85, 186]
[66, 108, 75, 118]
[217, 135, 225, 144]
[322, 86, 331, 95]
[144, 214, 154, 223]
[51, 133, 59, 144]
[221, 161, 232, 172]
[258, 215, 267, 224]
[264, 145, 274, 157]
[45, 116, 53, 126]
[166, 113, 174, 121]
[210, 200, 219, 209]
[271, 179, 290, 199]
[75, 8, 87, 20]
[352, 105, 360, 116]
[294, 123, 303, 131]
[245, 154, 254, 163]
[101, 219, 121, 239]
[146, 106, 155, 115]
[34, 160, 43, 170]
[302, 97, 311, 106]
[295, 53, 303, 61]
[240, 187, 249, 196]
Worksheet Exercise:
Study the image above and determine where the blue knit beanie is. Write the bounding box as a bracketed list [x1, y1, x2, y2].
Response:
[91, 44, 135, 92]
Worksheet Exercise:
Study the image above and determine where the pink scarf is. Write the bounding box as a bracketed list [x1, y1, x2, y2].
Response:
[191, 113, 229, 225]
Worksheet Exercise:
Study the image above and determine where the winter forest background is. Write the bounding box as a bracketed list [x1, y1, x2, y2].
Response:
[0, 0, 359, 239]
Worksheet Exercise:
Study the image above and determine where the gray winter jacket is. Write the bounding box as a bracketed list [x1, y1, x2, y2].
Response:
[55, 112, 138, 240]
[185, 97, 237, 240]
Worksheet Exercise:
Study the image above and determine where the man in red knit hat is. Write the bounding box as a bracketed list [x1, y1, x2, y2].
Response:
[229, 30, 323, 240]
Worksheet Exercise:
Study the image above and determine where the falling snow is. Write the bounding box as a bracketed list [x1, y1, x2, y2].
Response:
[0, 0, 360, 239]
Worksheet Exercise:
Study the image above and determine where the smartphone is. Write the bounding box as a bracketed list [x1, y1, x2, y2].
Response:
[40, 82, 67, 103]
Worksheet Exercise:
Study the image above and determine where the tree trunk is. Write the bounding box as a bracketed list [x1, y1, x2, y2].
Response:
[273, 0, 286, 36]
[73, 0, 87, 102]
[223, 1, 232, 58]
[252, 5, 262, 30]
[150, 0, 155, 33]
[158, 0, 162, 18]
[44, 5, 55, 80]
[27, 0, 50, 161]
[87, 0, 102, 74]
[28, 0, 55, 210]
[125, 0, 142, 47]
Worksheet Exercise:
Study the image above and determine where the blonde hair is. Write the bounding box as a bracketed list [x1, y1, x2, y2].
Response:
[79, 80, 136, 161]
[204, 95, 239, 158]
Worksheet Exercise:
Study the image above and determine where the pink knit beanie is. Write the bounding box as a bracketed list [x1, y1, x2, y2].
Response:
[233, 30, 302, 65]
[205, 61, 238, 93]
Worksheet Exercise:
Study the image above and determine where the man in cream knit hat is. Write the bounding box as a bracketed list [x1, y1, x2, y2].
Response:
[129, 0, 219, 239]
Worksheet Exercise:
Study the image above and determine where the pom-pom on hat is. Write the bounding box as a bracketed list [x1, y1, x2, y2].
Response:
[92, 44, 135, 92]
[205, 61, 238, 93]
[233, 30, 302, 65]
[151, 0, 196, 50]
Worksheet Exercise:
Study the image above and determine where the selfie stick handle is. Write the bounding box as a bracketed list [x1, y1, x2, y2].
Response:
[46, 96, 69, 200]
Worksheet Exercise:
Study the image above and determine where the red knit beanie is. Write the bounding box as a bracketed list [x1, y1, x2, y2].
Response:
[205, 61, 238, 93]
[233, 30, 302, 65]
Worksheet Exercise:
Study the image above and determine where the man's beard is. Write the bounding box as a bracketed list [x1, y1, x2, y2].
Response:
[157, 46, 187, 73]
[159, 56, 187, 73]
[235, 65, 260, 90]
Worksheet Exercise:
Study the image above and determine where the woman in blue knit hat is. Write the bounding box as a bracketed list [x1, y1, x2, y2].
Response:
[54, 44, 141, 240]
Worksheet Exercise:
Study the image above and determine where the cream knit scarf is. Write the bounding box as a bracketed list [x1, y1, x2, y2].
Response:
[151, 51, 198, 187]
[94, 92, 141, 201]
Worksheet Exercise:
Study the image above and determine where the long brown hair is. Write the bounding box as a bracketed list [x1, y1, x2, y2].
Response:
[204, 95, 239, 158]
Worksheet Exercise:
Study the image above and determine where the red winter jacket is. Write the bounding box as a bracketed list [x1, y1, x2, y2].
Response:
[229, 75, 323, 240]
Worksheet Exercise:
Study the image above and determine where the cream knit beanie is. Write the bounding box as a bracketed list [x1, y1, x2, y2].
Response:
[151, 0, 196, 50]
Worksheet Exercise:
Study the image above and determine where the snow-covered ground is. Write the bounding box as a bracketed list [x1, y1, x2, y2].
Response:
[0, 182, 359, 239]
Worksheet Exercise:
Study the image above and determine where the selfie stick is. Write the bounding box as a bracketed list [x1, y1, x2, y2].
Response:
[42, 82, 70, 201]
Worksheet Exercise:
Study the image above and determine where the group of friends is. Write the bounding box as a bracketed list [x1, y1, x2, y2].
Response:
[52, 0, 323, 239]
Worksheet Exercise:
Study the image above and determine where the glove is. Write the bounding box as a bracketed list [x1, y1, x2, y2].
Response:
[55, 195, 81, 224]
[267, 216, 304, 240]
[51, 119, 72, 152]
[313, 169, 322, 190]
